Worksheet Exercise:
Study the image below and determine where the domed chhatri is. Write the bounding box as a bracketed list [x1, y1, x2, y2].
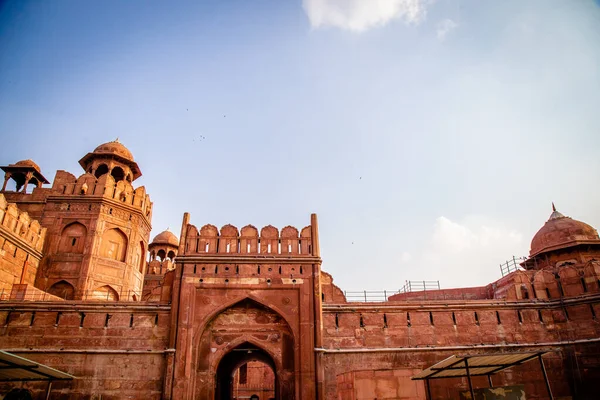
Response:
[12, 159, 42, 172]
[78, 139, 142, 181]
[529, 203, 600, 257]
[1, 158, 49, 193]
[151, 229, 179, 247]
[93, 139, 134, 162]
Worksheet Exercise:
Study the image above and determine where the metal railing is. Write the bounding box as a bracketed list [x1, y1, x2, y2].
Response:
[398, 280, 441, 293]
[0, 289, 145, 302]
[343, 280, 441, 302]
[500, 256, 527, 277]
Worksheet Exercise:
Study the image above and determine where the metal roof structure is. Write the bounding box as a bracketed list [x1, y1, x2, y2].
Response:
[0, 351, 75, 382]
[412, 351, 549, 380]
[412, 351, 554, 400]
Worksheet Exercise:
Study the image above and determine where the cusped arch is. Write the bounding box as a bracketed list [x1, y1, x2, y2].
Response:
[281, 226, 299, 254]
[187, 224, 199, 236]
[281, 226, 299, 239]
[300, 226, 311, 238]
[219, 224, 239, 253]
[300, 226, 312, 254]
[260, 225, 279, 239]
[200, 224, 219, 237]
[260, 226, 279, 254]
[193, 296, 295, 399]
[197, 295, 296, 339]
[240, 225, 259, 254]
[210, 336, 282, 373]
[94, 163, 109, 178]
[240, 225, 258, 237]
[111, 166, 125, 182]
[220, 224, 239, 237]
[58, 222, 87, 254]
[100, 228, 128, 262]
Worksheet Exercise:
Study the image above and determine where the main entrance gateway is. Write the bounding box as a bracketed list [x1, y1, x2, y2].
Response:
[192, 297, 296, 399]
[167, 214, 323, 400]
[215, 343, 275, 400]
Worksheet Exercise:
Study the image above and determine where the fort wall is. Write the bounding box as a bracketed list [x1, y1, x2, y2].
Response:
[320, 293, 600, 399]
[0, 194, 46, 294]
[0, 301, 171, 399]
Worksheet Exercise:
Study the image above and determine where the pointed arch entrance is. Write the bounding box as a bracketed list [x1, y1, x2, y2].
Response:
[215, 342, 276, 400]
[193, 297, 296, 399]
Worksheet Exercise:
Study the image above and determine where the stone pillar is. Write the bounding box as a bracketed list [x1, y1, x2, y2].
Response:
[21, 172, 33, 194]
[1, 173, 10, 191]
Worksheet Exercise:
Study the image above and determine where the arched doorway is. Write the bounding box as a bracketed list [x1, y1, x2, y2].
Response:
[215, 342, 276, 400]
[192, 298, 296, 399]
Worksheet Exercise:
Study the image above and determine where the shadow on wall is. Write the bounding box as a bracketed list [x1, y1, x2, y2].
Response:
[3, 389, 33, 400]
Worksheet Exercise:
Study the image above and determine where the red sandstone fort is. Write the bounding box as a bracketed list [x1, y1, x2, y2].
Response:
[0, 140, 598, 399]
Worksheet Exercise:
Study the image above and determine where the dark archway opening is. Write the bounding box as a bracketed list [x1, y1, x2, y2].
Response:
[216, 343, 277, 400]
[111, 166, 125, 182]
[47, 280, 75, 300]
[94, 164, 109, 178]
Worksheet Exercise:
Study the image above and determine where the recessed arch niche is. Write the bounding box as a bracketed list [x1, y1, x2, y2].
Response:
[194, 298, 295, 400]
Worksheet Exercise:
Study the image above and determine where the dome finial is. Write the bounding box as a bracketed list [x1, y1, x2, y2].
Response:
[549, 203, 565, 220]
[115, 137, 120, 143]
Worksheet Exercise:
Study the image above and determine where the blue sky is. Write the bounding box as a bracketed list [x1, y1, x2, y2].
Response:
[1, 0, 600, 291]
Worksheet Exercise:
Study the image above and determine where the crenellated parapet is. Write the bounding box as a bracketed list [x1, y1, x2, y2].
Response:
[50, 171, 153, 221]
[183, 223, 314, 256]
[0, 193, 46, 254]
[0, 193, 47, 294]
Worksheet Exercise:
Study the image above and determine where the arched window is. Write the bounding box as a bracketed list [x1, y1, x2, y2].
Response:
[157, 249, 166, 262]
[48, 280, 75, 300]
[167, 250, 176, 260]
[111, 166, 125, 182]
[94, 164, 109, 178]
[58, 222, 87, 254]
[100, 228, 128, 262]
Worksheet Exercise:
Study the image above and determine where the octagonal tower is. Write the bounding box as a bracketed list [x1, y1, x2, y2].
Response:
[35, 140, 153, 300]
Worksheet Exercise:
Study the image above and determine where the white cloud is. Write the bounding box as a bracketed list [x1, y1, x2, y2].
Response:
[436, 18, 458, 40]
[409, 216, 526, 288]
[302, 0, 429, 32]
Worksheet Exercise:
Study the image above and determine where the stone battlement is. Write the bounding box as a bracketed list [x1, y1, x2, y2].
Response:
[0, 193, 46, 254]
[50, 170, 152, 219]
[184, 223, 315, 256]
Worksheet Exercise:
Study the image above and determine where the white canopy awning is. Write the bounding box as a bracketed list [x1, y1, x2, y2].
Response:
[0, 351, 75, 382]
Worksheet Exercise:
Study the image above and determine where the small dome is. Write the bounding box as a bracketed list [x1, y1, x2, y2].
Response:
[12, 159, 41, 172]
[151, 229, 179, 247]
[93, 139, 134, 161]
[530, 205, 600, 256]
